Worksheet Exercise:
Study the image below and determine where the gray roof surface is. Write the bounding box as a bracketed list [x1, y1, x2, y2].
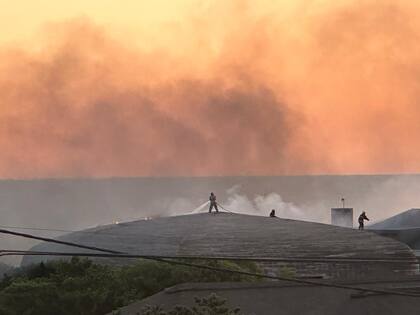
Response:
[22, 213, 414, 266]
[369, 209, 420, 250]
[110, 279, 420, 315]
[3, 174, 420, 266]
[369, 208, 420, 229]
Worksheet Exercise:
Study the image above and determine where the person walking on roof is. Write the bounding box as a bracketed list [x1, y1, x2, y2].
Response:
[209, 192, 219, 213]
[358, 211, 369, 230]
[270, 209, 276, 217]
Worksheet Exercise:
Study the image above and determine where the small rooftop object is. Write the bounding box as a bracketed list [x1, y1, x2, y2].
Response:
[331, 208, 353, 228]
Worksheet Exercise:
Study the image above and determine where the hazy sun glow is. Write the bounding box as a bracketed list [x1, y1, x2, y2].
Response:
[0, 0, 419, 178]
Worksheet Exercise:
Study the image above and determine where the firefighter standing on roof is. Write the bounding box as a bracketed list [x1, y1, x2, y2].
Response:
[358, 211, 369, 230]
[209, 192, 219, 213]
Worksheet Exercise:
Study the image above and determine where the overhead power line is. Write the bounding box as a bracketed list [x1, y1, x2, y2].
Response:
[0, 224, 177, 239]
[0, 249, 415, 264]
[0, 225, 415, 264]
[0, 225, 79, 234]
[0, 228, 419, 298]
[0, 228, 121, 254]
[0, 202, 418, 297]
[0, 248, 419, 298]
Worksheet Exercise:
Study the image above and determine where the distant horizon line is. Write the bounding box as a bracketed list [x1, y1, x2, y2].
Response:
[1, 173, 420, 181]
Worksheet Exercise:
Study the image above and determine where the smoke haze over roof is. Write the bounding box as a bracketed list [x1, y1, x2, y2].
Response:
[1, 1, 420, 177]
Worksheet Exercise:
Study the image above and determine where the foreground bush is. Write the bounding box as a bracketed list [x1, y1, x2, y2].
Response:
[0, 258, 259, 315]
[139, 293, 241, 315]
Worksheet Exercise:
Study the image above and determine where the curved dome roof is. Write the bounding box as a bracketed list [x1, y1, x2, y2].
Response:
[370, 208, 420, 229]
[22, 213, 415, 265]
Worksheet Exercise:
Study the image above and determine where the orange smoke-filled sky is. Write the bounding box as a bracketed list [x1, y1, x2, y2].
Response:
[1, 0, 420, 178]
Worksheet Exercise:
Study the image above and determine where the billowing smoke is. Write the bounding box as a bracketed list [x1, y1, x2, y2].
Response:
[223, 187, 304, 220]
[0, 18, 298, 178]
[4, 0, 420, 265]
[1, 1, 420, 177]
[174, 184, 306, 220]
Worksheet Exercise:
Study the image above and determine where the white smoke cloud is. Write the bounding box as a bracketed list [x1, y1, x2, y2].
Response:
[255, 193, 304, 219]
[221, 186, 306, 220]
[166, 177, 420, 228]
[167, 197, 195, 214]
[226, 193, 302, 218]
[171, 185, 306, 219]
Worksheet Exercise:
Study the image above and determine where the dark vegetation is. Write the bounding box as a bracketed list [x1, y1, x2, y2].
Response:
[138, 293, 241, 315]
[0, 258, 259, 315]
[0, 263, 12, 280]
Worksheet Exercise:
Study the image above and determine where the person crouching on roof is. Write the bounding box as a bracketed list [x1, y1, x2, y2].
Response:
[209, 192, 219, 213]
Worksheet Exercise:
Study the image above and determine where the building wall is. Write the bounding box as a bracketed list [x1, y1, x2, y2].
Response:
[257, 259, 419, 280]
[331, 208, 354, 228]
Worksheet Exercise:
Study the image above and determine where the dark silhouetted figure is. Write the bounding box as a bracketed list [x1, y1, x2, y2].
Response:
[358, 211, 369, 230]
[270, 209, 276, 217]
[209, 192, 219, 213]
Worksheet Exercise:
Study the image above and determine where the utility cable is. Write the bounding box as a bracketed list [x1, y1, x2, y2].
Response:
[0, 228, 419, 297]
[0, 249, 415, 264]
[0, 206, 418, 297]
[0, 248, 419, 298]
[0, 228, 122, 254]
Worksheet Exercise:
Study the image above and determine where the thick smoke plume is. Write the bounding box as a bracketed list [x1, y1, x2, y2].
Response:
[223, 187, 304, 220]
[0, 20, 298, 177]
[2, 1, 420, 177]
